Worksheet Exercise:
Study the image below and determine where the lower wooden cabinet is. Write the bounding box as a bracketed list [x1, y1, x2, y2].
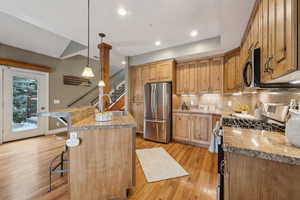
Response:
[173, 113, 190, 142]
[129, 102, 144, 133]
[225, 152, 300, 200]
[190, 114, 211, 146]
[172, 113, 220, 147]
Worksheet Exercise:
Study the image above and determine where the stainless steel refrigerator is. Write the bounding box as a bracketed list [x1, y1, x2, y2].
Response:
[144, 82, 172, 143]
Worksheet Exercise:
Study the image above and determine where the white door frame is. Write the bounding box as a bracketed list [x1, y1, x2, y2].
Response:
[1, 66, 49, 143]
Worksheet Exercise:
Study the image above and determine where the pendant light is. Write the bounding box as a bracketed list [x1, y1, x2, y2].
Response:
[98, 33, 106, 87]
[82, 0, 95, 78]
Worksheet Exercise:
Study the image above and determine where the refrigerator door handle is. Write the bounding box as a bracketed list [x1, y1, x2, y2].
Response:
[150, 85, 154, 113]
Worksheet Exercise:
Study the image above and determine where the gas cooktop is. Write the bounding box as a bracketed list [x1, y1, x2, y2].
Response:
[222, 118, 285, 133]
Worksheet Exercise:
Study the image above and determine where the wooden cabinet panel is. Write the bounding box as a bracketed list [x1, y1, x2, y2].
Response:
[157, 61, 174, 82]
[176, 64, 184, 95]
[225, 152, 300, 200]
[224, 51, 241, 94]
[129, 102, 144, 133]
[129, 68, 136, 101]
[141, 65, 150, 86]
[271, 0, 297, 79]
[129, 67, 143, 102]
[183, 64, 190, 94]
[149, 64, 157, 82]
[188, 62, 197, 94]
[209, 58, 223, 93]
[197, 60, 210, 94]
[173, 114, 190, 142]
[173, 113, 217, 148]
[136, 67, 144, 101]
[224, 56, 237, 93]
[190, 114, 211, 146]
[248, 0, 297, 83]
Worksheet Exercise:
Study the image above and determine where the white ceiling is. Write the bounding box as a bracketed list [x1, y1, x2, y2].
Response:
[0, 0, 255, 60]
[0, 11, 70, 58]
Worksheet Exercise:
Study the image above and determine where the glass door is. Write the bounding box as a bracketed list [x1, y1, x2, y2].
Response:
[3, 69, 48, 142]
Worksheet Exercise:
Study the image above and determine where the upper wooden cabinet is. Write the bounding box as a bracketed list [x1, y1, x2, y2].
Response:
[129, 66, 143, 102]
[148, 63, 158, 82]
[209, 57, 223, 93]
[157, 60, 175, 82]
[197, 60, 210, 94]
[129, 59, 175, 102]
[175, 57, 223, 95]
[224, 49, 241, 94]
[241, 0, 298, 83]
[146, 60, 175, 83]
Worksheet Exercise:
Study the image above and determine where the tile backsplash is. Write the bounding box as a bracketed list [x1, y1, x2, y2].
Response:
[174, 89, 300, 113]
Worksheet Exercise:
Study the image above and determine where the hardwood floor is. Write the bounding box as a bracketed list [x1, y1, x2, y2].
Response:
[0, 135, 217, 200]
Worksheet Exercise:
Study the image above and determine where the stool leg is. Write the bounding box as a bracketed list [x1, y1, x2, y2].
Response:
[60, 152, 64, 177]
[49, 168, 52, 192]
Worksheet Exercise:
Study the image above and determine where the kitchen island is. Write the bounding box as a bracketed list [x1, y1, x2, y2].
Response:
[45, 107, 137, 200]
[223, 126, 300, 200]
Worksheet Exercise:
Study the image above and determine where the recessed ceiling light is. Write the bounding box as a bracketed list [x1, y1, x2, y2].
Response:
[190, 30, 198, 37]
[155, 41, 161, 46]
[118, 8, 127, 16]
[122, 61, 126, 65]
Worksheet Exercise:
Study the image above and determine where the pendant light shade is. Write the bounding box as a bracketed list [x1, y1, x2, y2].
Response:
[82, 65, 95, 78]
[82, 0, 95, 78]
[98, 80, 105, 87]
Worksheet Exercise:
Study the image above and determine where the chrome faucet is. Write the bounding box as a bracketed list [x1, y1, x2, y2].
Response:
[98, 81, 112, 112]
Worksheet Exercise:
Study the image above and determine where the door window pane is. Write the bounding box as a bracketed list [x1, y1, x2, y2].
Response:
[12, 76, 38, 132]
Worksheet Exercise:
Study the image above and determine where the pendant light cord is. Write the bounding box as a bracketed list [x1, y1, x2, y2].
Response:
[87, 0, 90, 67]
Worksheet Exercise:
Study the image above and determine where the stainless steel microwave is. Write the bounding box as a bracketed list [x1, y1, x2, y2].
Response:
[243, 48, 300, 88]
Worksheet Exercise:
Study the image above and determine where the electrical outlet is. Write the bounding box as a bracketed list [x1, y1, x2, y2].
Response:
[228, 101, 232, 107]
[56, 122, 60, 127]
[54, 99, 60, 104]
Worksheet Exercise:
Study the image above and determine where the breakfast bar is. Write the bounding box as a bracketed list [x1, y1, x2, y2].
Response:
[44, 107, 137, 200]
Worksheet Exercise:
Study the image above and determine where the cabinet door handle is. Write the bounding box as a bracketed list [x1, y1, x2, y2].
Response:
[264, 56, 274, 74]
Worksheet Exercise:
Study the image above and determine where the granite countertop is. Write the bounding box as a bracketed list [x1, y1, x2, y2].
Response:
[71, 113, 137, 131]
[223, 127, 300, 165]
[173, 109, 223, 115]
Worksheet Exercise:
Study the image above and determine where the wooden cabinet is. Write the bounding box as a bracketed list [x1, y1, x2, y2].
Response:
[141, 65, 150, 86]
[175, 57, 223, 95]
[241, 0, 298, 83]
[209, 57, 223, 93]
[172, 113, 190, 142]
[190, 114, 211, 146]
[129, 66, 143, 102]
[172, 113, 219, 148]
[176, 63, 184, 95]
[197, 60, 210, 94]
[188, 62, 198, 94]
[148, 63, 158, 82]
[157, 60, 174, 82]
[224, 50, 241, 94]
[129, 102, 144, 133]
[225, 152, 300, 200]
[142, 60, 175, 83]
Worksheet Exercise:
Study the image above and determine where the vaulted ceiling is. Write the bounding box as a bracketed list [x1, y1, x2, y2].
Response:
[0, 0, 255, 62]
